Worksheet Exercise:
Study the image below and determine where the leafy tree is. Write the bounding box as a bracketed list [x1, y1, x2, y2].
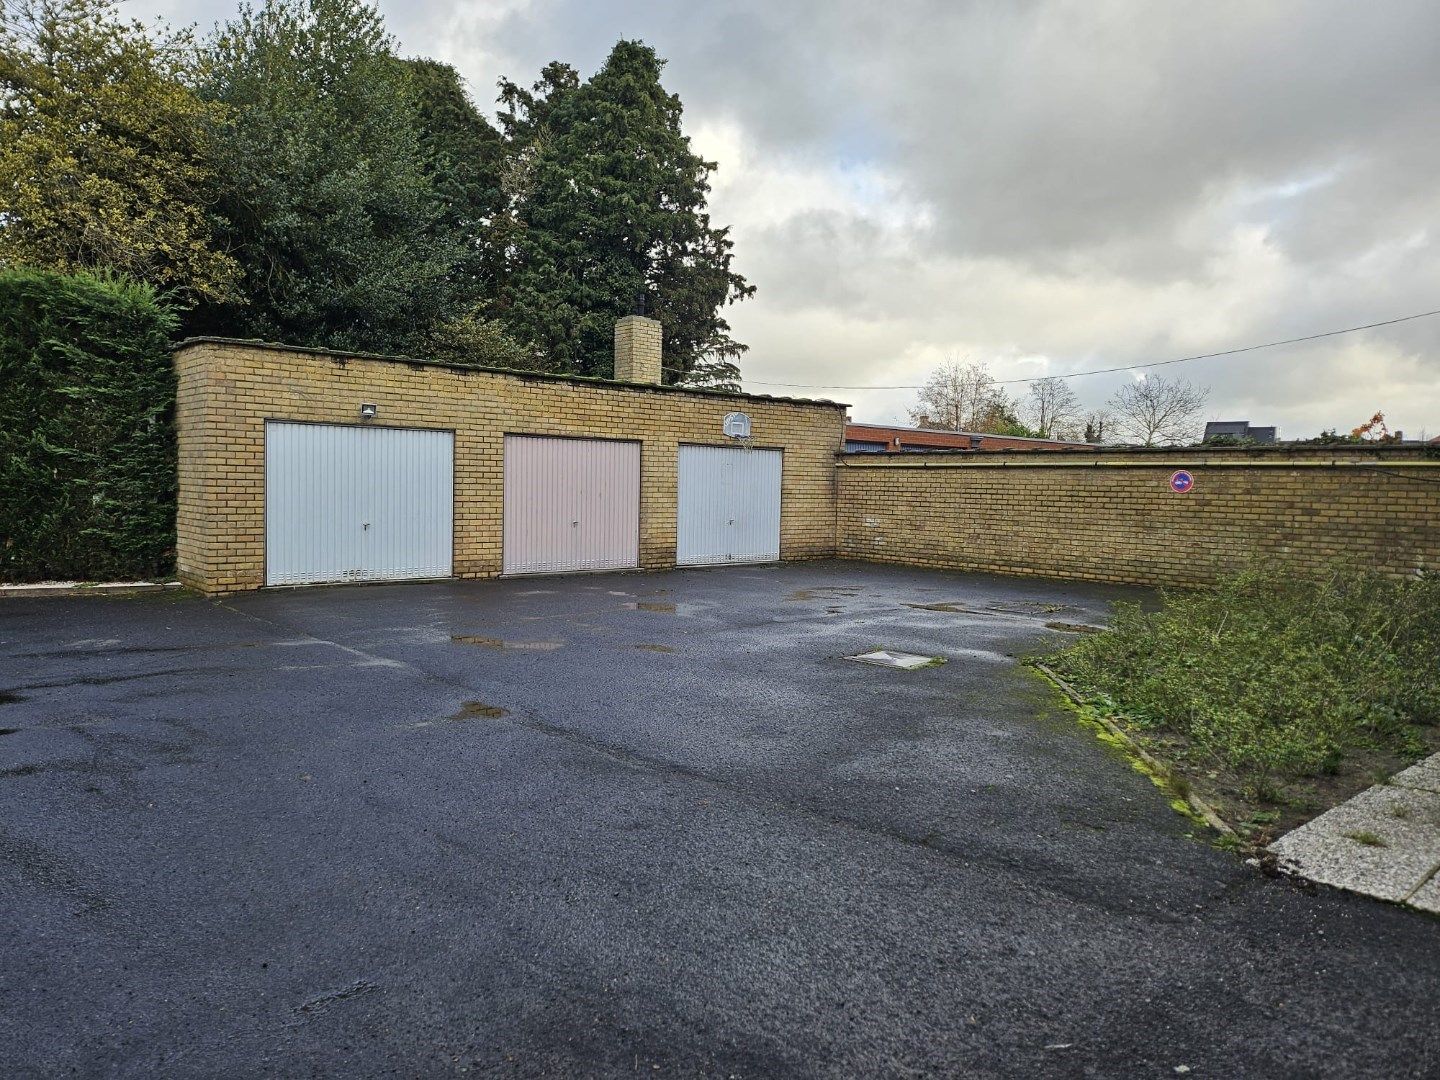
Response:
[401, 57, 506, 302]
[1349, 411, 1401, 443]
[985, 414, 1046, 439]
[1300, 412, 1405, 446]
[0, 0, 236, 302]
[496, 41, 753, 386]
[909, 359, 1019, 432]
[189, 0, 461, 353]
[1024, 376, 1080, 439]
[1107, 375, 1209, 446]
[396, 56, 530, 368]
[420, 307, 533, 370]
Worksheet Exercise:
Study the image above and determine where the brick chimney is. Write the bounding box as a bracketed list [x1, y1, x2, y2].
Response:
[613, 315, 663, 384]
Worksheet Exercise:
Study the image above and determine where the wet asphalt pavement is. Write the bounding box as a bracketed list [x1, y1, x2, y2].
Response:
[2, 559, 1438, 1078]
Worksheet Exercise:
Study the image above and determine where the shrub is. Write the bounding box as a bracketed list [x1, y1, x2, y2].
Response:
[1045, 563, 1440, 798]
[0, 268, 179, 581]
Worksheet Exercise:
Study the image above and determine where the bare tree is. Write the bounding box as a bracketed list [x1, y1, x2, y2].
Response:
[1082, 408, 1114, 443]
[1107, 376, 1210, 446]
[1024, 376, 1080, 439]
[909, 359, 1014, 431]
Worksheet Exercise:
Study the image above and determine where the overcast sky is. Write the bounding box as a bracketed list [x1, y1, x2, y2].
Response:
[129, 0, 1440, 438]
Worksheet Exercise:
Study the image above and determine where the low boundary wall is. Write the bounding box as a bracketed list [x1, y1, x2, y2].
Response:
[836, 447, 1440, 587]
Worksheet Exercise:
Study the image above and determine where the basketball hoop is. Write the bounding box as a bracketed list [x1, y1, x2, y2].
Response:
[723, 411, 753, 448]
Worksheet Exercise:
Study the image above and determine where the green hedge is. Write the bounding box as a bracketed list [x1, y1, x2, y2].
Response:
[0, 269, 179, 582]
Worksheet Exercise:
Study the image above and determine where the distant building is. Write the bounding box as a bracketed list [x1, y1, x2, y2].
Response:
[844, 422, 1096, 453]
[1203, 420, 1278, 444]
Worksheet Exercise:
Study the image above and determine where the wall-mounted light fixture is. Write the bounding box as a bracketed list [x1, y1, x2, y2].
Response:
[359, 403, 378, 421]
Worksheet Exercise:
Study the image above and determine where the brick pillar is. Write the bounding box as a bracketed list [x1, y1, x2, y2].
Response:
[613, 315, 663, 384]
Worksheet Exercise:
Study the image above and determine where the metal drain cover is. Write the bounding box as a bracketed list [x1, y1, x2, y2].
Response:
[846, 650, 942, 669]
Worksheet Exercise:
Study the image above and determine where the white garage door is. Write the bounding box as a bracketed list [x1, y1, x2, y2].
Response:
[503, 435, 640, 575]
[265, 422, 453, 586]
[677, 445, 782, 566]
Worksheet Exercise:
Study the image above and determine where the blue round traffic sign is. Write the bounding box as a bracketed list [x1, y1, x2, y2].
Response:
[1169, 469, 1195, 494]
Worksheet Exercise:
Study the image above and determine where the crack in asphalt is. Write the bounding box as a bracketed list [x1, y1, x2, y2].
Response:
[11, 666, 240, 692]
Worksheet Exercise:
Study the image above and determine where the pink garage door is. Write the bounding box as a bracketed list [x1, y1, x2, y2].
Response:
[502, 435, 641, 575]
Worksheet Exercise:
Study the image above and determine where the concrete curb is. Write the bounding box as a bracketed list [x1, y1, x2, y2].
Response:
[1267, 755, 1440, 914]
[1032, 662, 1236, 838]
[0, 581, 184, 600]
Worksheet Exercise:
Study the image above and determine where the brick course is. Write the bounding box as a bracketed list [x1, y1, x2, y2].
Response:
[837, 448, 1440, 587]
[175, 340, 845, 595]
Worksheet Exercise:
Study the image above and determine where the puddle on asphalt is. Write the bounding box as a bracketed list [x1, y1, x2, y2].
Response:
[906, 603, 1093, 628]
[450, 635, 564, 650]
[785, 587, 863, 602]
[634, 643, 676, 653]
[449, 701, 508, 720]
[987, 601, 1074, 615]
[622, 601, 707, 616]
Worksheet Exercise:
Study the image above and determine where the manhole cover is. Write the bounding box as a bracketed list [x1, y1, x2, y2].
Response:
[846, 650, 943, 669]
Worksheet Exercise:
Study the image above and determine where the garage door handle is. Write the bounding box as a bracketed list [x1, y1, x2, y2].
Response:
[571, 520, 579, 527]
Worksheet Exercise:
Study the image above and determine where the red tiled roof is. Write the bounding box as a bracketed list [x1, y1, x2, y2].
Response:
[845, 423, 1095, 453]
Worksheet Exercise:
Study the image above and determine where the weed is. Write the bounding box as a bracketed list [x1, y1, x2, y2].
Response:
[1042, 561, 1440, 804]
[1344, 830, 1388, 848]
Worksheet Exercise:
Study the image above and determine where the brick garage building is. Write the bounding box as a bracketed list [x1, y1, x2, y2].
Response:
[175, 317, 846, 595]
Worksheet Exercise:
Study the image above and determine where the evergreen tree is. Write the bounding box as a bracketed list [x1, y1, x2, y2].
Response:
[189, 0, 460, 353]
[400, 56, 528, 367]
[497, 42, 752, 386]
[0, 0, 236, 303]
[402, 57, 505, 301]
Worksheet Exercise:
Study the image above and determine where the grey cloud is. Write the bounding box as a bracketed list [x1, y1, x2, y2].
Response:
[119, 0, 1440, 435]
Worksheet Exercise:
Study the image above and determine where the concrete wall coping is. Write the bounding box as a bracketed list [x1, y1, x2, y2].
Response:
[176, 336, 850, 412]
[837, 446, 1440, 468]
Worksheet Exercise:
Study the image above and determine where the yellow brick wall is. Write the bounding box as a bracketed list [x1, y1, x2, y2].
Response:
[175, 340, 846, 594]
[613, 315, 663, 384]
[836, 450, 1440, 587]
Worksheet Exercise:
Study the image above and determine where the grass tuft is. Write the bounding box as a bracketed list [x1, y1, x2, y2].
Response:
[1344, 830, 1388, 848]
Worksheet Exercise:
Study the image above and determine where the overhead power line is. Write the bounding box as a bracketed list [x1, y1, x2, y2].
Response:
[743, 307, 1440, 391]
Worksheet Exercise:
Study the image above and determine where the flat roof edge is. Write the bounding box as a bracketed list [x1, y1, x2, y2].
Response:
[175, 336, 850, 411]
[836, 445, 1438, 461]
